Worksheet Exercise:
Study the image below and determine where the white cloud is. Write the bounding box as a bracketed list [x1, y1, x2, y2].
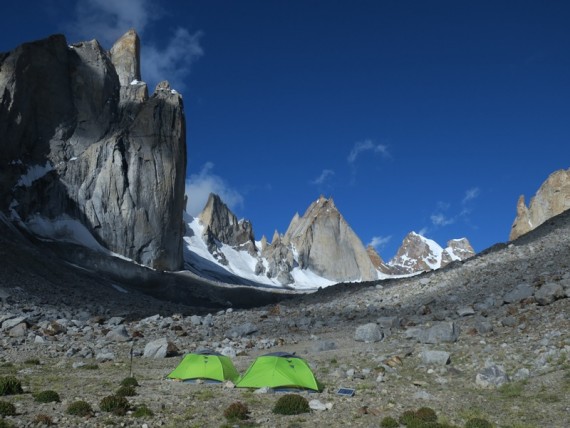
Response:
[142, 28, 203, 92]
[347, 139, 389, 165]
[367, 235, 391, 250]
[418, 227, 429, 236]
[185, 162, 244, 216]
[311, 169, 335, 185]
[431, 213, 455, 226]
[70, 0, 155, 46]
[462, 187, 480, 204]
[69, 0, 203, 91]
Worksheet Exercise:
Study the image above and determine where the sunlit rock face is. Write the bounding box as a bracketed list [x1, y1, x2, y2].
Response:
[510, 169, 570, 241]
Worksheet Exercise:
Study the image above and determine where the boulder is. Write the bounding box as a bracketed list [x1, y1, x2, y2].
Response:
[476, 365, 509, 388]
[226, 322, 258, 338]
[105, 326, 131, 342]
[143, 337, 178, 358]
[354, 323, 383, 343]
[406, 322, 460, 344]
[503, 283, 534, 304]
[534, 282, 565, 305]
[420, 350, 451, 365]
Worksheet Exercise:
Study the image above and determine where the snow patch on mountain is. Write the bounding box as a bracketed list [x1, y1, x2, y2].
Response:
[182, 214, 335, 290]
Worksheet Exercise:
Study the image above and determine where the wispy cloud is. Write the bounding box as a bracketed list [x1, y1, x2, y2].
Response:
[311, 169, 335, 185]
[142, 28, 203, 92]
[185, 162, 244, 216]
[418, 227, 429, 236]
[347, 139, 390, 165]
[462, 187, 480, 204]
[69, 0, 154, 46]
[428, 186, 481, 229]
[69, 0, 203, 91]
[367, 235, 392, 250]
[430, 213, 455, 226]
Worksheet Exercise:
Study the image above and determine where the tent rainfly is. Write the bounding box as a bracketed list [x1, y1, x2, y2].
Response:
[235, 352, 322, 391]
[167, 349, 239, 383]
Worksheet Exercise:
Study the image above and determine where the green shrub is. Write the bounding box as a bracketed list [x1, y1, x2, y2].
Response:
[0, 418, 14, 428]
[400, 410, 420, 425]
[465, 418, 493, 428]
[0, 400, 16, 416]
[34, 390, 60, 403]
[66, 400, 93, 417]
[116, 385, 137, 397]
[272, 394, 310, 415]
[120, 376, 139, 387]
[133, 404, 154, 418]
[79, 364, 99, 370]
[380, 416, 400, 427]
[24, 358, 41, 365]
[415, 407, 438, 422]
[34, 413, 54, 425]
[224, 401, 249, 421]
[0, 377, 23, 396]
[99, 395, 130, 415]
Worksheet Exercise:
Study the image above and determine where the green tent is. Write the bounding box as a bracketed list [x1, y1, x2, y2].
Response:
[167, 350, 239, 383]
[235, 352, 321, 391]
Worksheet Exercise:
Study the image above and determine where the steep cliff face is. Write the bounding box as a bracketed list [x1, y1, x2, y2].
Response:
[510, 168, 570, 241]
[0, 31, 186, 271]
[278, 196, 377, 282]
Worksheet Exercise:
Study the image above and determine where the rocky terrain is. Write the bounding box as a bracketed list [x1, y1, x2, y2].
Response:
[1, 206, 569, 427]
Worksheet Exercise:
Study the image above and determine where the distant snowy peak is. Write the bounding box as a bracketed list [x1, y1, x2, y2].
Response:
[388, 232, 474, 274]
[183, 193, 475, 288]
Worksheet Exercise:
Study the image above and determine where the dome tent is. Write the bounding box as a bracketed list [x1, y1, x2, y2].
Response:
[235, 352, 322, 391]
[167, 349, 239, 383]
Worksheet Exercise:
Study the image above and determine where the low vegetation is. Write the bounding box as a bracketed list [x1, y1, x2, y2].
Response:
[0, 376, 23, 396]
[0, 400, 16, 416]
[66, 400, 93, 417]
[99, 394, 130, 415]
[224, 401, 249, 421]
[272, 394, 311, 415]
[33, 390, 60, 403]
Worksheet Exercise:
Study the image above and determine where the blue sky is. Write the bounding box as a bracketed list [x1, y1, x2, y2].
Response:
[2, 1, 570, 260]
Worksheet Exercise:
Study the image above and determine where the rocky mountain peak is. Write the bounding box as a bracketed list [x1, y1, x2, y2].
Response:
[389, 232, 474, 274]
[510, 168, 570, 240]
[0, 31, 186, 271]
[445, 238, 475, 259]
[280, 196, 377, 282]
[198, 193, 256, 253]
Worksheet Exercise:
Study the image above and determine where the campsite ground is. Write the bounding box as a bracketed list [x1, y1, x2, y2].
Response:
[1, 211, 570, 427]
[1, 293, 569, 427]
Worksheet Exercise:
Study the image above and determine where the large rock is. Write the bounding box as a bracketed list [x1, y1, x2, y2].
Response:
[0, 31, 186, 271]
[503, 283, 534, 304]
[354, 323, 383, 343]
[143, 337, 179, 358]
[406, 322, 461, 344]
[510, 169, 570, 240]
[534, 282, 565, 306]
